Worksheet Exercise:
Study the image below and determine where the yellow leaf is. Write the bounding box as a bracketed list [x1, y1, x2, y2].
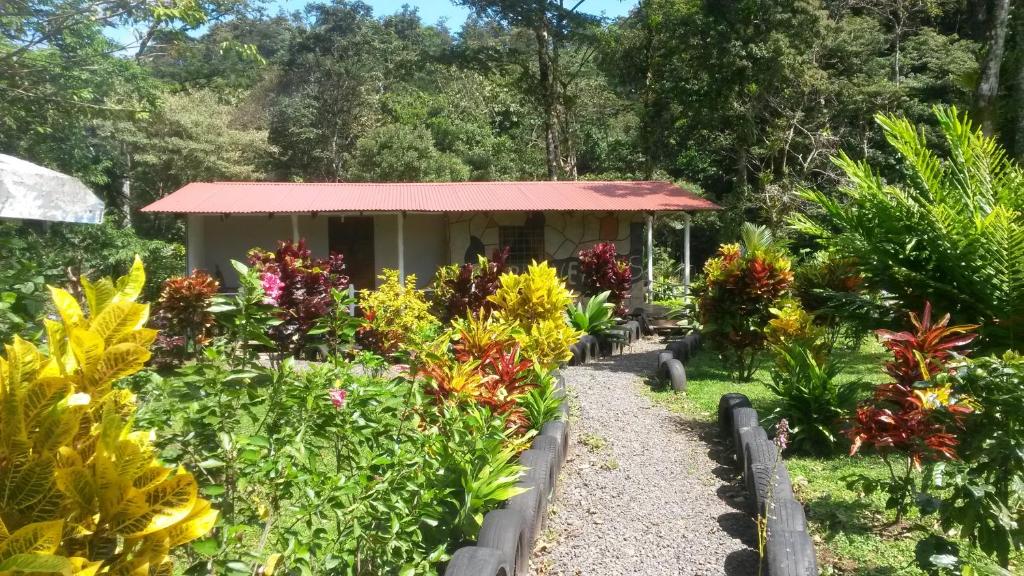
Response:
[0, 377, 26, 448]
[164, 499, 217, 548]
[0, 520, 63, 561]
[262, 553, 282, 576]
[22, 377, 71, 430]
[56, 466, 96, 515]
[6, 454, 57, 511]
[115, 328, 158, 350]
[6, 336, 41, 391]
[69, 329, 104, 374]
[132, 467, 171, 491]
[69, 557, 102, 576]
[0, 517, 8, 542]
[91, 344, 151, 390]
[93, 450, 127, 520]
[137, 474, 198, 536]
[153, 560, 174, 576]
[90, 303, 149, 347]
[114, 438, 154, 482]
[32, 404, 84, 453]
[49, 287, 84, 329]
[113, 256, 146, 304]
[0, 553, 73, 575]
[44, 319, 73, 375]
[81, 277, 115, 318]
[112, 473, 197, 537]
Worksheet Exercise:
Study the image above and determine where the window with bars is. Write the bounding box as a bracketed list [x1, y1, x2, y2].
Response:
[499, 225, 545, 271]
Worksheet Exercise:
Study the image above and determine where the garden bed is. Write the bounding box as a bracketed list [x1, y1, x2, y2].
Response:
[644, 345, 1023, 575]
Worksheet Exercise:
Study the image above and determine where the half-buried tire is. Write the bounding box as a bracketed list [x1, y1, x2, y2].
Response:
[660, 359, 687, 392]
[579, 335, 599, 361]
[668, 339, 690, 363]
[765, 528, 818, 576]
[568, 343, 583, 366]
[531, 435, 561, 481]
[749, 461, 795, 517]
[443, 547, 513, 576]
[765, 498, 808, 534]
[738, 426, 771, 481]
[730, 407, 759, 456]
[717, 393, 752, 438]
[519, 449, 555, 503]
[657, 350, 674, 372]
[477, 509, 529, 576]
[540, 420, 569, 465]
[504, 482, 543, 548]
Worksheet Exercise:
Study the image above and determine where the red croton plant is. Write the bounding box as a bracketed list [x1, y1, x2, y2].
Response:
[418, 316, 536, 432]
[152, 270, 220, 366]
[433, 247, 510, 321]
[848, 302, 979, 468]
[578, 242, 632, 314]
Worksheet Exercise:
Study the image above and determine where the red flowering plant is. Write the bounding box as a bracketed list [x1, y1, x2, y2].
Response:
[698, 224, 794, 380]
[846, 302, 978, 522]
[248, 239, 349, 357]
[431, 247, 510, 321]
[151, 270, 220, 367]
[577, 242, 632, 314]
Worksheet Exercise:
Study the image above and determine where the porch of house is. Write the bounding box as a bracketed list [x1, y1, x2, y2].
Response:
[144, 180, 720, 305]
[184, 209, 692, 308]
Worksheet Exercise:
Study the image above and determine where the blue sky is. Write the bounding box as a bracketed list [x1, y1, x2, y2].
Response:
[111, 0, 638, 45]
[271, 0, 639, 25]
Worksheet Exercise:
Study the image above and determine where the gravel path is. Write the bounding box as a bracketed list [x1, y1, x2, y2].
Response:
[532, 337, 758, 576]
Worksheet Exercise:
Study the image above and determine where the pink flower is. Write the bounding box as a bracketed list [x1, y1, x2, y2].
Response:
[260, 272, 284, 305]
[329, 388, 346, 409]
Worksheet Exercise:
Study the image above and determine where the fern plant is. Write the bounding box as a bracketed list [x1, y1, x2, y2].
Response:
[0, 257, 216, 575]
[793, 106, 1024, 352]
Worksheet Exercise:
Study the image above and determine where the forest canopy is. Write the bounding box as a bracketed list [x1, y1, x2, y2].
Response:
[1, 0, 1020, 256]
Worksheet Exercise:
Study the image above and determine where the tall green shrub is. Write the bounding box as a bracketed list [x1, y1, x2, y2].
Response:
[793, 107, 1024, 352]
[697, 223, 794, 380]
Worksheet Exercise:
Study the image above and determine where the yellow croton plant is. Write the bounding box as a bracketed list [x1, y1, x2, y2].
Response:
[0, 257, 216, 576]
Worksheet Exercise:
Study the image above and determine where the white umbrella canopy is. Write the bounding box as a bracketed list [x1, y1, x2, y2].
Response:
[0, 154, 105, 224]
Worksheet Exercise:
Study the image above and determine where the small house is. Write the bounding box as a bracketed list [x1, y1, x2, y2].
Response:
[141, 181, 720, 304]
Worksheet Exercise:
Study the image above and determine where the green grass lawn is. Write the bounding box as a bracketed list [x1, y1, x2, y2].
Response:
[644, 341, 1013, 575]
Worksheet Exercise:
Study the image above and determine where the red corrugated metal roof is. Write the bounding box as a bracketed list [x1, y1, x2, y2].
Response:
[140, 181, 720, 214]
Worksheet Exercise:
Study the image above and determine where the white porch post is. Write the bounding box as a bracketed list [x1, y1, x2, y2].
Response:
[290, 214, 299, 244]
[397, 212, 405, 283]
[646, 213, 654, 301]
[186, 214, 204, 274]
[683, 212, 692, 297]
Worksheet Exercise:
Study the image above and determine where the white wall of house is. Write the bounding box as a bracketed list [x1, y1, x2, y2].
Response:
[188, 211, 650, 301]
[190, 214, 328, 289]
[371, 214, 447, 289]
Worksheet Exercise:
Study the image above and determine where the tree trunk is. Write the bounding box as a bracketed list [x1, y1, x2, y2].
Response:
[976, 0, 1011, 136]
[1014, 4, 1024, 160]
[535, 17, 561, 180]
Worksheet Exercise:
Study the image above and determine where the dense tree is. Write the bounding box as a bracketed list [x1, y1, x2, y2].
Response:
[601, 0, 980, 239]
[3, 0, 1023, 283]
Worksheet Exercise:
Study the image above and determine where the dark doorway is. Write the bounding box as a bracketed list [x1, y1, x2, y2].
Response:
[329, 216, 375, 290]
